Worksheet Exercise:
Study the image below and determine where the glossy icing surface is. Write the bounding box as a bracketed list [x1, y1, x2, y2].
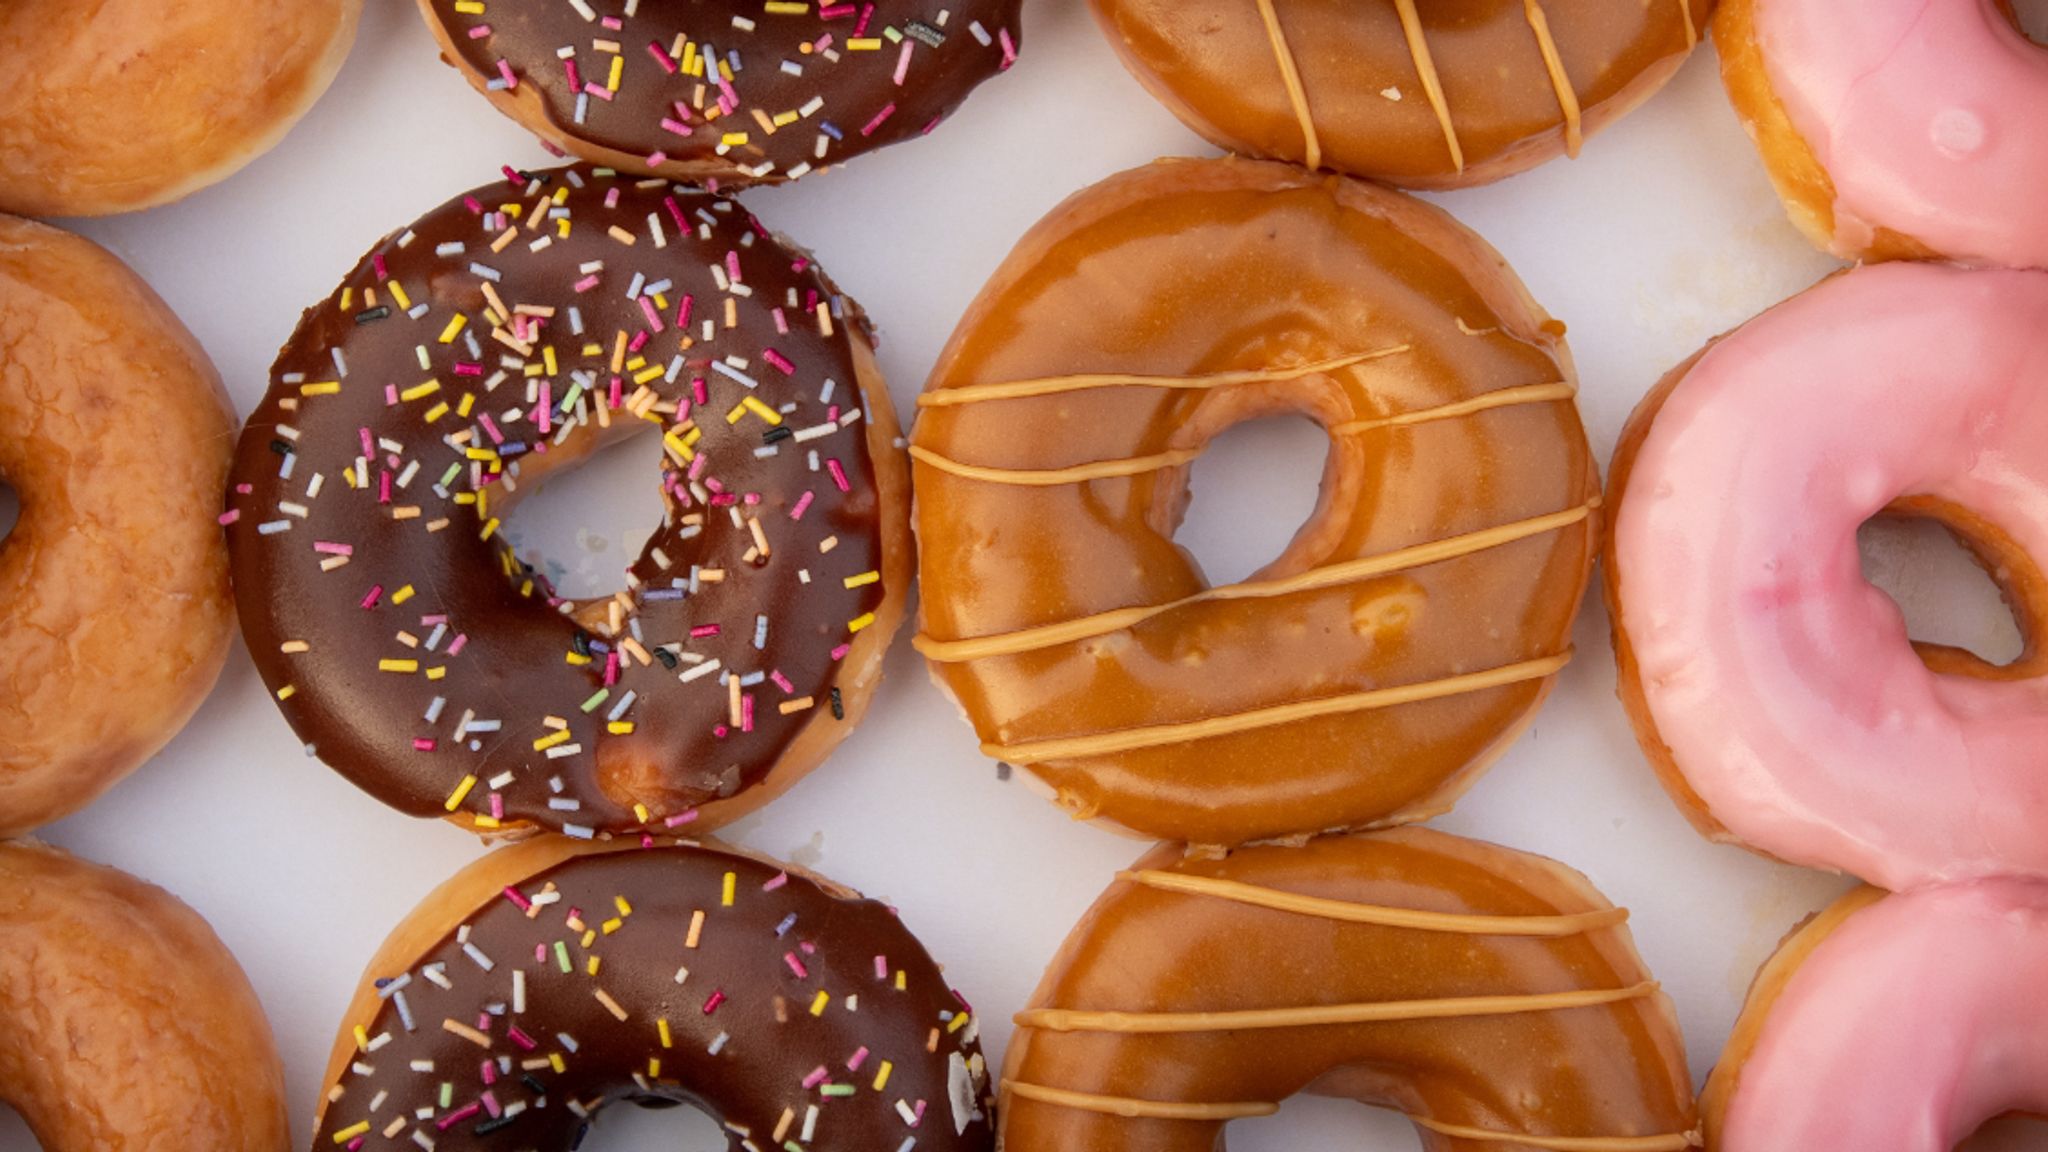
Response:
[1088, 0, 1708, 188]
[225, 166, 895, 837]
[1719, 881, 2048, 1150]
[1754, 0, 2048, 267]
[312, 840, 991, 1150]
[421, 0, 1020, 183]
[1002, 828, 1696, 1151]
[912, 157, 1599, 846]
[1614, 262, 2048, 891]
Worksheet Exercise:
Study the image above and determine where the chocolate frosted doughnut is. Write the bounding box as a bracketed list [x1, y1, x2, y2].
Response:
[310, 836, 993, 1150]
[418, 0, 1022, 185]
[225, 165, 911, 838]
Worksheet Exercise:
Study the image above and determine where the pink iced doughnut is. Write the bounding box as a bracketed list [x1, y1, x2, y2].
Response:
[1605, 262, 2048, 891]
[1703, 880, 2048, 1150]
[1716, 0, 2048, 267]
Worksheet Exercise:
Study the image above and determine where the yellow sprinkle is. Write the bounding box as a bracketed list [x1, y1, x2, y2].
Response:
[658, 1018, 673, 1048]
[353, 1025, 370, 1052]
[764, 0, 809, 11]
[426, 666, 447, 681]
[948, 1012, 971, 1034]
[742, 395, 783, 425]
[300, 381, 342, 397]
[848, 37, 883, 48]
[848, 612, 876, 633]
[587, 956, 601, 976]
[721, 132, 750, 147]
[423, 401, 450, 423]
[391, 585, 416, 605]
[809, 990, 830, 1016]
[648, 1057, 662, 1078]
[400, 379, 441, 402]
[543, 345, 559, 376]
[533, 729, 571, 752]
[564, 652, 592, 666]
[276, 685, 297, 701]
[453, 0, 485, 12]
[721, 872, 736, 906]
[632, 804, 651, 825]
[608, 720, 636, 735]
[843, 570, 879, 589]
[444, 775, 478, 811]
[606, 53, 624, 91]
[872, 1061, 893, 1091]
[332, 1121, 371, 1144]
[480, 517, 501, 541]
[602, 917, 623, 935]
[389, 281, 413, 310]
[457, 393, 476, 418]
[549, 1052, 566, 1074]
[378, 659, 419, 673]
[894, 969, 906, 991]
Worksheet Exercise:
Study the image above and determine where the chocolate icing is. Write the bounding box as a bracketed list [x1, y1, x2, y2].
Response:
[424, 0, 1022, 182]
[226, 166, 890, 836]
[313, 841, 992, 1150]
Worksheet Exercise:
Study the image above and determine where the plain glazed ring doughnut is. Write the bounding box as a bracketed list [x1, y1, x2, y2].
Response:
[1703, 882, 2048, 1150]
[311, 836, 993, 1150]
[1606, 262, 2048, 892]
[225, 165, 911, 839]
[1715, 0, 2048, 267]
[912, 157, 1600, 848]
[419, 0, 1022, 185]
[0, 840, 287, 1151]
[1001, 827, 1697, 1151]
[1089, 0, 1710, 189]
[0, 0, 360, 217]
[0, 216, 236, 838]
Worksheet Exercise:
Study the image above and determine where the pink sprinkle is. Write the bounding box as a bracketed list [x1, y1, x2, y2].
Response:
[703, 989, 726, 1015]
[690, 624, 721, 638]
[480, 1061, 498, 1088]
[583, 81, 615, 102]
[789, 491, 814, 521]
[412, 738, 436, 751]
[490, 792, 505, 820]
[847, 1046, 869, 1071]
[573, 274, 602, 293]
[821, 2, 854, 16]
[604, 650, 620, 687]
[437, 1103, 482, 1131]
[691, 375, 708, 405]
[638, 294, 665, 333]
[893, 39, 914, 85]
[566, 57, 584, 89]
[911, 1100, 927, 1127]
[218, 509, 241, 526]
[539, 382, 553, 433]
[763, 871, 789, 891]
[827, 459, 850, 492]
[770, 670, 795, 693]
[464, 195, 485, 215]
[508, 1026, 538, 1051]
[609, 376, 624, 409]
[677, 295, 695, 328]
[860, 103, 898, 137]
[741, 695, 754, 732]
[854, 2, 875, 35]
[604, 186, 621, 210]
[628, 329, 650, 353]
[664, 195, 689, 231]
[362, 585, 384, 610]
[999, 27, 1017, 68]
[874, 955, 889, 979]
[725, 251, 743, 283]
[743, 492, 762, 507]
[647, 40, 678, 72]
[480, 413, 505, 444]
[378, 471, 393, 504]
[664, 809, 700, 828]
[772, 307, 790, 335]
[502, 886, 533, 912]
[449, 633, 470, 656]
[467, 24, 490, 37]
[784, 952, 808, 978]
[496, 58, 519, 89]
[762, 348, 796, 375]
[359, 427, 376, 458]
[830, 643, 851, 661]
[661, 117, 695, 137]
[802, 1065, 830, 1090]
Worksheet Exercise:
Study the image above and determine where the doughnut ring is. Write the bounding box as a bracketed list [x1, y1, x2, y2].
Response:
[913, 157, 1600, 847]
[225, 165, 911, 839]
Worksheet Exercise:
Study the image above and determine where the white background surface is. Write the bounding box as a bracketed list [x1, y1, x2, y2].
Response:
[9, 0, 2046, 1147]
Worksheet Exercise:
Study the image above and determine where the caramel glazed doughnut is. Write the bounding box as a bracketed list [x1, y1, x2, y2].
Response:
[0, 215, 236, 838]
[912, 157, 1600, 848]
[1088, 0, 1710, 189]
[311, 836, 993, 1151]
[224, 165, 912, 838]
[0, 0, 361, 217]
[1002, 827, 1698, 1151]
[0, 840, 288, 1152]
[419, 0, 1022, 185]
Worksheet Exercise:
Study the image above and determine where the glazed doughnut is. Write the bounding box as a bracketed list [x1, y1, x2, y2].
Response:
[418, 0, 1022, 186]
[1702, 882, 2048, 1150]
[0, 840, 287, 1151]
[1089, 0, 1710, 190]
[223, 165, 911, 838]
[912, 157, 1600, 847]
[311, 835, 993, 1149]
[1002, 827, 1697, 1150]
[1715, 0, 2048, 267]
[1605, 262, 2048, 891]
[0, 216, 236, 838]
[0, 0, 360, 217]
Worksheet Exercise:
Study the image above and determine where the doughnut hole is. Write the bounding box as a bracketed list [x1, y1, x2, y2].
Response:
[495, 422, 670, 601]
[2015, 0, 2048, 45]
[1858, 499, 2038, 674]
[1963, 1114, 2048, 1151]
[0, 478, 17, 548]
[1230, 1096, 1415, 1150]
[1164, 411, 1334, 588]
[0, 1106, 37, 1149]
[576, 1098, 727, 1148]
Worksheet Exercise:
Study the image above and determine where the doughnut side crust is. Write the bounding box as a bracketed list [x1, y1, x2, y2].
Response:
[0, 0, 361, 216]
[0, 840, 287, 1152]
[0, 216, 235, 837]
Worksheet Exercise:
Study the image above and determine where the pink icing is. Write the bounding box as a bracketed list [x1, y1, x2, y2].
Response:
[1721, 881, 2048, 1149]
[1754, 0, 2048, 268]
[1615, 262, 2048, 891]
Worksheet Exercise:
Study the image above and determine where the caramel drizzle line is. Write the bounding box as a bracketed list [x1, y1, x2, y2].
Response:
[1392, 0, 1465, 173]
[908, 444, 1203, 486]
[1522, 0, 1585, 158]
[1678, 0, 1697, 48]
[1413, 1117, 1703, 1152]
[982, 651, 1571, 765]
[1005, 1081, 1277, 1120]
[1120, 870, 1630, 936]
[914, 347, 1410, 408]
[911, 381, 1578, 488]
[1014, 980, 1656, 1033]
[1005, 1082, 1698, 1151]
[915, 501, 1597, 664]
[1253, 0, 1323, 170]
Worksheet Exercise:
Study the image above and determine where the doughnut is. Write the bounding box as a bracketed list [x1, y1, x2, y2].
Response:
[223, 165, 911, 838]
[0, 216, 236, 838]
[1088, 0, 1710, 190]
[310, 835, 993, 1149]
[1702, 881, 2048, 1150]
[911, 157, 1600, 848]
[0, 840, 287, 1151]
[1001, 827, 1697, 1150]
[417, 0, 1022, 186]
[1715, 0, 2048, 267]
[0, 0, 360, 217]
[1605, 261, 2048, 891]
